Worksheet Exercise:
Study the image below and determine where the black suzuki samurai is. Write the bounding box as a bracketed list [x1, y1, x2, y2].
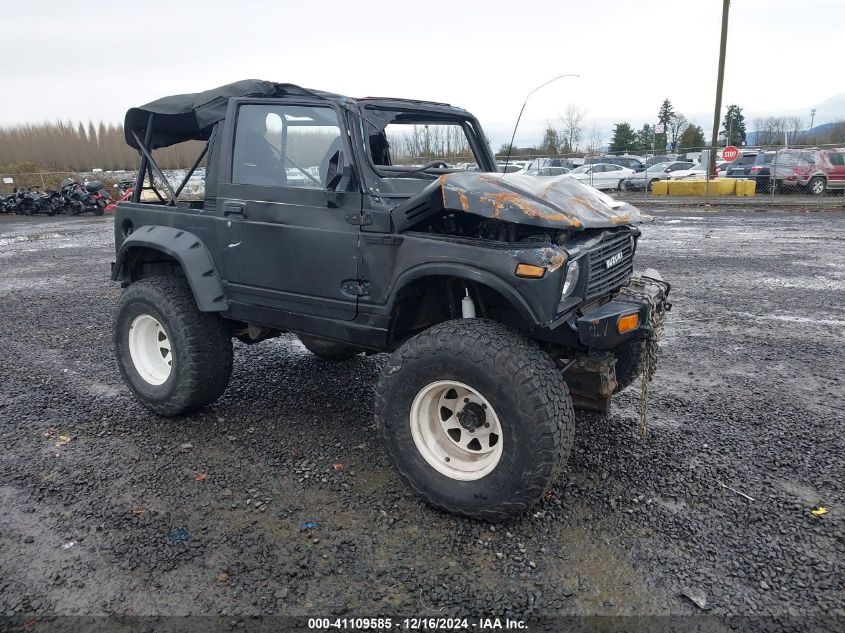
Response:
[112, 80, 670, 520]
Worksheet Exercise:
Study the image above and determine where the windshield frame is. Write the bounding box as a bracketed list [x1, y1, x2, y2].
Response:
[360, 104, 491, 180]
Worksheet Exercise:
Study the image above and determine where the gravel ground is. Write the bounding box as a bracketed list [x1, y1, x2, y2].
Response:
[0, 210, 843, 629]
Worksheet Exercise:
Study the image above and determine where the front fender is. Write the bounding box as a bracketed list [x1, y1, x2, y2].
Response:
[112, 226, 228, 312]
[389, 262, 543, 326]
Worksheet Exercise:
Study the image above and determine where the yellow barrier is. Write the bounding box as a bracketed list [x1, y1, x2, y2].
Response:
[651, 180, 669, 196]
[649, 178, 756, 197]
[735, 179, 756, 197]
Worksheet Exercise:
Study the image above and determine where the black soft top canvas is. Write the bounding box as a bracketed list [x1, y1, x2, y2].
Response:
[124, 80, 339, 149]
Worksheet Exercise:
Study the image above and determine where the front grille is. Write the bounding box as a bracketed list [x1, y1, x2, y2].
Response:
[585, 232, 634, 300]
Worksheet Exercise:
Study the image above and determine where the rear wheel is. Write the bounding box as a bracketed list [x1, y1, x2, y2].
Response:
[114, 276, 233, 416]
[375, 319, 574, 520]
[807, 176, 826, 196]
[298, 334, 361, 361]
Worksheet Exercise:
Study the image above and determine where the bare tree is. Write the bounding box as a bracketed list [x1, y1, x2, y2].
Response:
[586, 125, 602, 156]
[667, 113, 689, 152]
[753, 116, 789, 146]
[560, 104, 586, 152]
[787, 116, 804, 144]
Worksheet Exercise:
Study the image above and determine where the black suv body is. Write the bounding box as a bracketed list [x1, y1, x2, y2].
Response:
[110, 81, 670, 519]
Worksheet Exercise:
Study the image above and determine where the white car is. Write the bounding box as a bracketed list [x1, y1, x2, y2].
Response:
[567, 163, 635, 191]
[670, 163, 708, 180]
[621, 161, 695, 191]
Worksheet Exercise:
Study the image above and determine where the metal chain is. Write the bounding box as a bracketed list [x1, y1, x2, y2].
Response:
[616, 277, 669, 437]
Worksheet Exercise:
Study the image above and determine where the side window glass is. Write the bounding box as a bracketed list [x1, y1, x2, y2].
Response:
[232, 104, 342, 188]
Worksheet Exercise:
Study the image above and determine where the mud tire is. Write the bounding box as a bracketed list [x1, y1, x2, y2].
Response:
[114, 276, 233, 416]
[375, 319, 575, 521]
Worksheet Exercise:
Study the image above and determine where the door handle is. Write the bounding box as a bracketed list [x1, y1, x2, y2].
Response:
[224, 203, 245, 218]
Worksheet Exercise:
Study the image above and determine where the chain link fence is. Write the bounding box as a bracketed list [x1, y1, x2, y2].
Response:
[3, 146, 843, 211]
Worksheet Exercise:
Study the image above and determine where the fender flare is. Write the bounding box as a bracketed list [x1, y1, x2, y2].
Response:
[388, 262, 541, 325]
[112, 226, 228, 312]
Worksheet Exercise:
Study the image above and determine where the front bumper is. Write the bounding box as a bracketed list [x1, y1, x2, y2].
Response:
[576, 269, 671, 351]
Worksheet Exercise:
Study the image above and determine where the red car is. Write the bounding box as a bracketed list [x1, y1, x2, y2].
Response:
[771, 148, 845, 195]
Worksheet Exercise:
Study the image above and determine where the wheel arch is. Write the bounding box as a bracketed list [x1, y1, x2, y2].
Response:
[385, 266, 540, 348]
[112, 226, 228, 312]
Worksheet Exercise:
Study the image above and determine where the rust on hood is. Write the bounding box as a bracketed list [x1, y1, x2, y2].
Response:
[437, 172, 648, 230]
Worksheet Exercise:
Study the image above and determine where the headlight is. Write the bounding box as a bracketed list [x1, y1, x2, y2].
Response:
[561, 259, 580, 299]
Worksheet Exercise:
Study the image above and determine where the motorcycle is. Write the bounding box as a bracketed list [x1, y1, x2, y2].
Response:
[60, 179, 104, 216]
[1, 192, 18, 213]
[9, 187, 55, 216]
[85, 180, 111, 213]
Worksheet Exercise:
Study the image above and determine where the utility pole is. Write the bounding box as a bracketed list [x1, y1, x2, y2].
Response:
[709, 0, 730, 177]
[809, 108, 816, 140]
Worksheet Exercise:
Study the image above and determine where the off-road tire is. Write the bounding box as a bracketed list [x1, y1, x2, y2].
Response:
[612, 339, 647, 393]
[298, 335, 361, 361]
[375, 319, 575, 521]
[114, 276, 233, 416]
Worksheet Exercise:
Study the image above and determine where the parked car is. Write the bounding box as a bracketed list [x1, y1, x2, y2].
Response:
[524, 157, 576, 171]
[644, 154, 672, 167]
[527, 166, 570, 176]
[567, 163, 635, 190]
[723, 151, 759, 179]
[746, 151, 776, 192]
[668, 163, 708, 180]
[584, 155, 645, 171]
[622, 161, 694, 191]
[770, 148, 845, 195]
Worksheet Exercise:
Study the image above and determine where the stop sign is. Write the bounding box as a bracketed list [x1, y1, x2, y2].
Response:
[723, 146, 739, 161]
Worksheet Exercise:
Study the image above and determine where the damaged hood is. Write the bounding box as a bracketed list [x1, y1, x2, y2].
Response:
[428, 172, 649, 230]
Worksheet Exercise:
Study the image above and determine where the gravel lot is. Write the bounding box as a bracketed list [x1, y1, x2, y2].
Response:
[0, 209, 843, 628]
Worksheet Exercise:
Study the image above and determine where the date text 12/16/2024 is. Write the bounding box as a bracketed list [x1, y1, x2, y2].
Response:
[307, 617, 527, 630]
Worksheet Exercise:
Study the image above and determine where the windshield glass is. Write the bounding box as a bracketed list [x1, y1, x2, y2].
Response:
[647, 162, 671, 172]
[570, 165, 591, 174]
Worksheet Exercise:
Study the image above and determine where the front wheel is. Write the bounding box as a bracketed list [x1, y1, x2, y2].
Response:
[114, 276, 233, 416]
[375, 319, 575, 520]
[618, 179, 627, 191]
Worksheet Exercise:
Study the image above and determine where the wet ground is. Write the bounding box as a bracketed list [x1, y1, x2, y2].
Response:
[0, 210, 843, 629]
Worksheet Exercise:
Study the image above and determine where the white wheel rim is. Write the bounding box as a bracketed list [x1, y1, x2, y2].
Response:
[128, 314, 172, 385]
[409, 380, 503, 481]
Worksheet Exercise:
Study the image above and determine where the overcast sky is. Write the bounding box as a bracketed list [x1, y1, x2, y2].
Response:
[2, 0, 843, 147]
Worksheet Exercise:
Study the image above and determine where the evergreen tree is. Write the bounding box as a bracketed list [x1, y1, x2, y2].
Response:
[679, 124, 706, 150]
[655, 99, 674, 150]
[720, 104, 746, 146]
[635, 124, 654, 152]
[539, 124, 560, 155]
[608, 122, 638, 153]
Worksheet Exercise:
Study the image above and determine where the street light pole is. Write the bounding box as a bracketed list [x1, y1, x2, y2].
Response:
[709, 0, 731, 178]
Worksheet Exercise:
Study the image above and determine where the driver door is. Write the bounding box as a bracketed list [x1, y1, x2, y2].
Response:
[216, 100, 361, 321]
